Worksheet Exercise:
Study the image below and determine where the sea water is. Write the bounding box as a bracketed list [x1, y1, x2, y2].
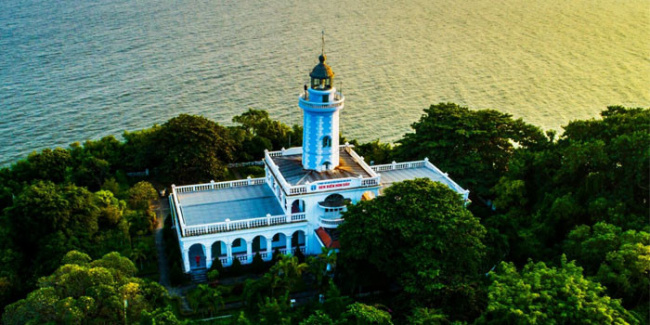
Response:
[1, 0, 648, 166]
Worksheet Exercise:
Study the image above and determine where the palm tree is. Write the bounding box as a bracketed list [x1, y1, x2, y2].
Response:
[267, 255, 308, 296]
[188, 284, 224, 317]
[130, 242, 148, 270]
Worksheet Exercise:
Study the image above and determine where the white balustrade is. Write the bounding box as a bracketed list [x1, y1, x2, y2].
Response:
[234, 254, 248, 263]
[369, 159, 469, 200]
[345, 146, 378, 177]
[298, 92, 345, 110]
[174, 177, 267, 194]
[182, 212, 308, 237]
[291, 213, 306, 222]
[319, 216, 345, 228]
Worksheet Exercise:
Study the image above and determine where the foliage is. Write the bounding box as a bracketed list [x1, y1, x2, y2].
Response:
[152, 114, 235, 184]
[477, 257, 638, 324]
[231, 109, 302, 160]
[2, 182, 131, 282]
[490, 106, 649, 267]
[243, 254, 307, 311]
[231, 311, 253, 325]
[2, 251, 170, 325]
[207, 269, 220, 282]
[140, 306, 184, 325]
[339, 179, 486, 318]
[301, 310, 335, 325]
[563, 223, 650, 308]
[342, 302, 393, 325]
[258, 295, 292, 325]
[408, 308, 450, 325]
[251, 252, 266, 274]
[8, 148, 71, 184]
[353, 140, 394, 165]
[128, 181, 158, 210]
[395, 102, 547, 199]
[307, 248, 337, 293]
[187, 284, 224, 316]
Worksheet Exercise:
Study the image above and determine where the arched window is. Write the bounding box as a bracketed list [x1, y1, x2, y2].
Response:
[322, 136, 332, 148]
[323, 161, 331, 170]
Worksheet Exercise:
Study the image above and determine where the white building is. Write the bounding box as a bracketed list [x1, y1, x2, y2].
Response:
[169, 52, 469, 274]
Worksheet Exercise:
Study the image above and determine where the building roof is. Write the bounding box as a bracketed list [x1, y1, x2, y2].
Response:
[378, 166, 466, 194]
[271, 147, 372, 186]
[176, 184, 284, 226]
[310, 55, 334, 79]
[315, 227, 340, 249]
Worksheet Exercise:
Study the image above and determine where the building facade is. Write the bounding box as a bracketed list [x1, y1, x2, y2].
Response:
[169, 52, 469, 274]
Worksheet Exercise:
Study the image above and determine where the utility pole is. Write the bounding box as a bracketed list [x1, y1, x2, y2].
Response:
[124, 299, 128, 325]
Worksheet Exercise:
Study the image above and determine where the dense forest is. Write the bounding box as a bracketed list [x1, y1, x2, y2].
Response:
[0, 104, 646, 324]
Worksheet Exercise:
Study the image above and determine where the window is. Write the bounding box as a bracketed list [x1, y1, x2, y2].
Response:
[322, 95, 329, 103]
[322, 136, 331, 148]
[233, 238, 243, 247]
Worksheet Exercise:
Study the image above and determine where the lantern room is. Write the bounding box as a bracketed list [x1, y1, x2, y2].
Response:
[310, 55, 334, 90]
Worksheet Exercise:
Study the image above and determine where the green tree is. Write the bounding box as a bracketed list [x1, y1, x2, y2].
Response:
[301, 310, 335, 325]
[395, 102, 547, 199]
[266, 255, 308, 296]
[258, 295, 291, 325]
[140, 306, 184, 325]
[3, 251, 170, 325]
[9, 148, 71, 184]
[339, 179, 486, 318]
[477, 257, 638, 324]
[408, 308, 450, 325]
[156, 114, 236, 184]
[128, 181, 158, 211]
[187, 284, 224, 316]
[491, 106, 649, 264]
[232, 109, 300, 154]
[231, 311, 253, 325]
[342, 303, 393, 325]
[353, 140, 394, 165]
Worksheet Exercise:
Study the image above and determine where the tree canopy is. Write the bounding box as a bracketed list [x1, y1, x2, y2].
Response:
[395, 102, 548, 199]
[339, 178, 486, 319]
[478, 257, 638, 324]
[3, 251, 174, 325]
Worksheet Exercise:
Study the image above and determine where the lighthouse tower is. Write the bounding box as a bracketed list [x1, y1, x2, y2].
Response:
[298, 53, 345, 171]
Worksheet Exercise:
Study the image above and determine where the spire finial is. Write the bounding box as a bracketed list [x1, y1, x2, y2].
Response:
[321, 30, 325, 55]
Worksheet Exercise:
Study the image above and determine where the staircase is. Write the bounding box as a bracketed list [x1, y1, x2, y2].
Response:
[190, 268, 208, 283]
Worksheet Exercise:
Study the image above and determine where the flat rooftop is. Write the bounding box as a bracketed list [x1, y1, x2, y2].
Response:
[378, 167, 465, 194]
[271, 147, 372, 185]
[176, 184, 284, 226]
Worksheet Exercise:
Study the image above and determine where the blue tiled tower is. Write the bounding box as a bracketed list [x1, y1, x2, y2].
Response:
[298, 53, 345, 171]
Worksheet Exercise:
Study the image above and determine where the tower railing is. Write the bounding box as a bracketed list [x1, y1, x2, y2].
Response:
[298, 92, 344, 110]
[370, 158, 470, 200]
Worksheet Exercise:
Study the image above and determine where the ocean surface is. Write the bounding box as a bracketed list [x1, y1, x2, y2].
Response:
[1, 0, 648, 166]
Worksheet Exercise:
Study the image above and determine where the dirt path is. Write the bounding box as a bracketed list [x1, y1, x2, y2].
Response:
[154, 198, 171, 288]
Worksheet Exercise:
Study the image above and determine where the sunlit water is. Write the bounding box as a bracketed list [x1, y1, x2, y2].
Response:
[1, 0, 648, 166]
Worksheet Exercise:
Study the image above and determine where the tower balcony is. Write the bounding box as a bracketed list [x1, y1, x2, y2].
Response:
[319, 215, 345, 228]
[299, 92, 345, 112]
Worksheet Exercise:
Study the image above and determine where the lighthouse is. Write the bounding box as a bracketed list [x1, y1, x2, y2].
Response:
[298, 53, 345, 171]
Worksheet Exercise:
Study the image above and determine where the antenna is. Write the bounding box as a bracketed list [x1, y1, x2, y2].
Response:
[321, 30, 325, 55]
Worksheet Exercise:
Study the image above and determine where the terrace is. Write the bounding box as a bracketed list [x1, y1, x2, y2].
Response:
[372, 158, 470, 200]
[170, 178, 306, 237]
